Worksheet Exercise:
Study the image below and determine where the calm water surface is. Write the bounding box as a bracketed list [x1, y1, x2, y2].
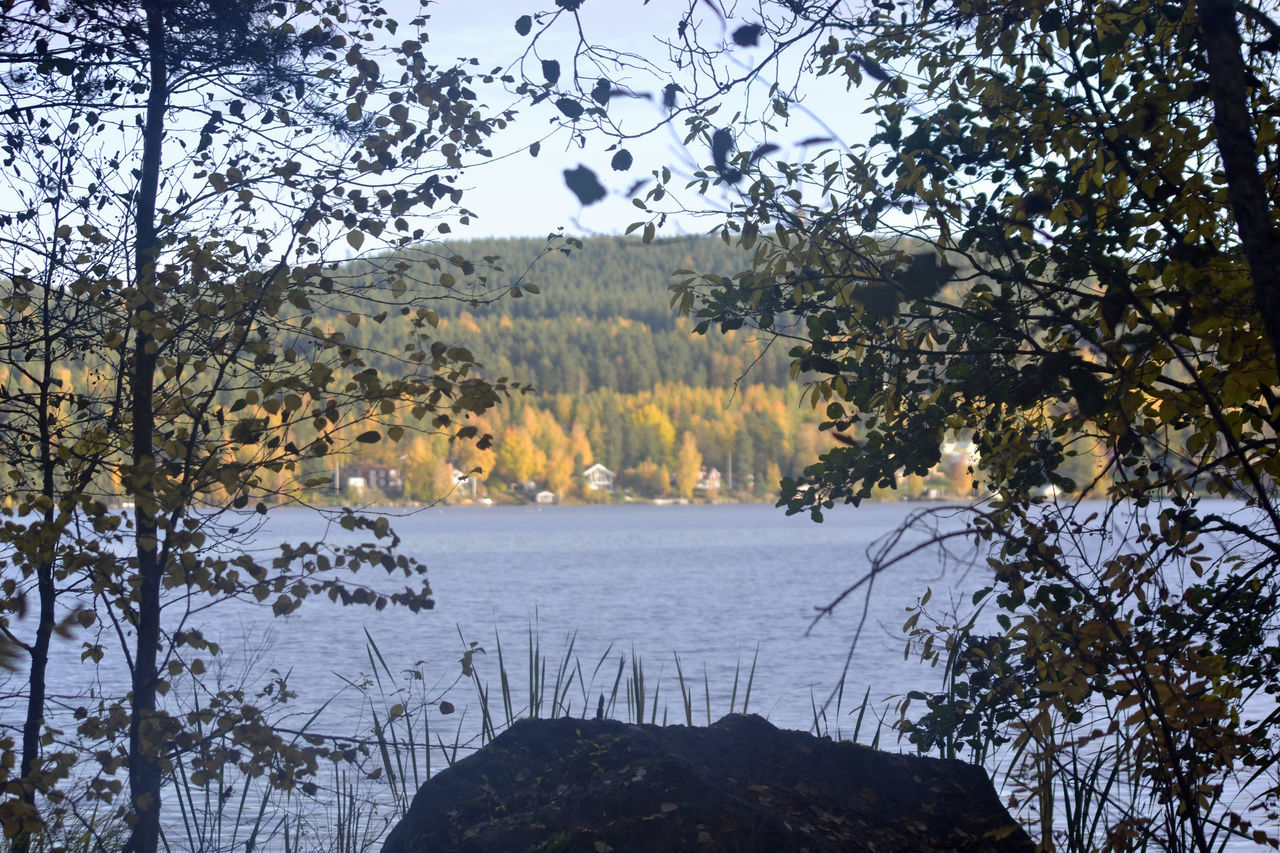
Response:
[6, 500, 1272, 849]
[226, 501, 989, 731]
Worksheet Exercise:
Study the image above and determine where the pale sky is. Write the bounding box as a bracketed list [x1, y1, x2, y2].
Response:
[400, 0, 875, 240]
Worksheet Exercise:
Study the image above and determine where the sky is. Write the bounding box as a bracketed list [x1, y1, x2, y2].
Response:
[395, 0, 876, 240]
[0, 0, 878, 277]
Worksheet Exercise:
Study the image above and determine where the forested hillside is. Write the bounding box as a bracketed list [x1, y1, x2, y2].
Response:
[325, 236, 837, 502]
[340, 236, 793, 394]
[0, 234, 1074, 505]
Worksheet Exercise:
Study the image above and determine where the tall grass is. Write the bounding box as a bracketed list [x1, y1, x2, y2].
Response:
[8, 626, 883, 853]
[17, 618, 1264, 852]
[446, 629, 770, 748]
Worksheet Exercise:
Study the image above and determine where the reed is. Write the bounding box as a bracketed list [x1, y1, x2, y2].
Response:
[12, 618, 1258, 852]
[4, 625, 884, 853]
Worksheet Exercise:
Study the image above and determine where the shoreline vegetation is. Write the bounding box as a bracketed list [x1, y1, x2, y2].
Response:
[18, 588, 1266, 852]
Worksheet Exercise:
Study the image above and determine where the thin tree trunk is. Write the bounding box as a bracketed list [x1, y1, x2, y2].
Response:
[14, 566, 54, 853]
[123, 3, 167, 851]
[13, 164, 78, 851]
[14, 311, 61, 853]
[1174, 7, 1277, 851]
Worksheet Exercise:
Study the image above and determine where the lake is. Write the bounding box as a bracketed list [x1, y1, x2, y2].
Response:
[228, 501, 986, 732]
[4, 499, 1272, 849]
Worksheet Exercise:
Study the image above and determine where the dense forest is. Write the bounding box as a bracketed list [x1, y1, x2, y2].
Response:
[337, 236, 794, 393]
[322, 236, 834, 501]
[0, 235, 1100, 506]
[0, 233, 1107, 506]
[322, 236, 1112, 503]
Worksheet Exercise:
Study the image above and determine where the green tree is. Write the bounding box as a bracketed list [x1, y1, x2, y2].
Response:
[517, 0, 1280, 847]
[0, 1, 512, 847]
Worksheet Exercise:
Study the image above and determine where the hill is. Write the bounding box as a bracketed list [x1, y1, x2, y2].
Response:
[341, 236, 793, 394]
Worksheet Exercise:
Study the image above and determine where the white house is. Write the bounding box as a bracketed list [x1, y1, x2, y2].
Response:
[696, 466, 723, 492]
[582, 463, 615, 491]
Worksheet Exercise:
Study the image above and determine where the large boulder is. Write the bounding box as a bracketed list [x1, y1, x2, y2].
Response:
[381, 714, 1033, 852]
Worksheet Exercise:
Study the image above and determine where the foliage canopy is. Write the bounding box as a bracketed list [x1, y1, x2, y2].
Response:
[0, 0, 516, 847]
[519, 0, 1280, 847]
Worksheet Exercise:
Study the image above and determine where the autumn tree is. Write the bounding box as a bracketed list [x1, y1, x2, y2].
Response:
[675, 431, 702, 500]
[496, 427, 544, 485]
[627, 403, 676, 469]
[0, 117, 126, 840]
[515, 0, 1280, 847]
[402, 434, 456, 502]
[0, 0, 514, 847]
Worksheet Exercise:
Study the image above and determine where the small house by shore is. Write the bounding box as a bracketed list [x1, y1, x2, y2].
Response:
[583, 463, 615, 492]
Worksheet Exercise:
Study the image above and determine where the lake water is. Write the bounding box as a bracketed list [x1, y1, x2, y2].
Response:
[231, 501, 986, 731]
[5, 499, 1274, 849]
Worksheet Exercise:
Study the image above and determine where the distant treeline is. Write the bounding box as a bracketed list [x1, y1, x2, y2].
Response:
[335, 236, 794, 394]
[342, 382, 837, 502]
[3, 235, 1107, 504]
[321, 235, 1109, 502]
[330, 236, 827, 499]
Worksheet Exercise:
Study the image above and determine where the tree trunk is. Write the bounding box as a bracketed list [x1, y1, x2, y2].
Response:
[14, 201, 74, 852]
[14, 356, 60, 853]
[1198, 0, 1280, 362]
[123, 3, 167, 851]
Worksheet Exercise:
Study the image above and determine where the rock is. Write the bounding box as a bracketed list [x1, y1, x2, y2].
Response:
[381, 714, 1033, 852]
